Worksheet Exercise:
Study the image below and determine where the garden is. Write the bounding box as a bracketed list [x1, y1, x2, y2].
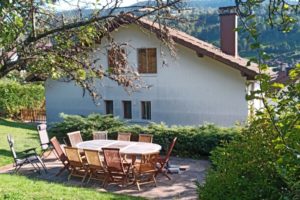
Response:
[1, 0, 300, 199]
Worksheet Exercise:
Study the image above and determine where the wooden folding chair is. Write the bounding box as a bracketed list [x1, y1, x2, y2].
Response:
[102, 148, 132, 187]
[64, 146, 88, 182]
[138, 134, 153, 143]
[50, 137, 70, 176]
[155, 137, 177, 180]
[133, 153, 158, 190]
[67, 131, 83, 147]
[117, 132, 131, 141]
[92, 131, 108, 140]
[84, 149, 107, 185]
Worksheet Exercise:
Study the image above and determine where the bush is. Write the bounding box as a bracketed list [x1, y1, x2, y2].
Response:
[49, 113, 124, 140]
[198, 66, 300, 199]
[0, 81, 45, 118]
[199, 115, 300, 200]
[49, 113, 241, 158]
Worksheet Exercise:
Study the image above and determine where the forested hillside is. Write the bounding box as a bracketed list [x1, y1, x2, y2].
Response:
[168, 6, 300, 69]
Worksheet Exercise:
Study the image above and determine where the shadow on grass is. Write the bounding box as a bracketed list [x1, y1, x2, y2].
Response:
[3, 173, 144, 200]
[0, 149, 12, 157]
[0, 118, 36, 131]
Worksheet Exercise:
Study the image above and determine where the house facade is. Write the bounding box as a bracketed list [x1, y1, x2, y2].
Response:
[45, 7, 260, 126]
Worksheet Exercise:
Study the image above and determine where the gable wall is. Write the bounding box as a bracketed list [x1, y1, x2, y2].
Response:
[46, 24, 248, 126]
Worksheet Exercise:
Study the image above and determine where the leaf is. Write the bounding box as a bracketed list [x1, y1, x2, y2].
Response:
[272, 83, 285, 89]
[250, 42, 260, 50]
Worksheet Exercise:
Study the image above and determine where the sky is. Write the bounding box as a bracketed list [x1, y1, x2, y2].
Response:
[52, 0, 143, 10]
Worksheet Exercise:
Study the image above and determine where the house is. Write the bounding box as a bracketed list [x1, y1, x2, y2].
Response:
[45, 6, 262, 126]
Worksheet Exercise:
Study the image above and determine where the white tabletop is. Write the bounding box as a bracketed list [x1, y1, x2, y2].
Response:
[76, 140, 162, 155]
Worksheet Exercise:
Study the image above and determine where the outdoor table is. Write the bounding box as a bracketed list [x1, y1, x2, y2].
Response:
[76, 139, 162, 163]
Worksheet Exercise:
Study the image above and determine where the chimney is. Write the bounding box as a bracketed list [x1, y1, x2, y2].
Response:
[219, 6, 238, 57]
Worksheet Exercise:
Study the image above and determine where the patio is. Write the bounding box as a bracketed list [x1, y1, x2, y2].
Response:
[0, 152, 210, 200]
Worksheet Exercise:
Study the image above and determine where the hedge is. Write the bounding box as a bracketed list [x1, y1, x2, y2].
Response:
[0, 81, 45, 118]
[49, 113, 241, 158]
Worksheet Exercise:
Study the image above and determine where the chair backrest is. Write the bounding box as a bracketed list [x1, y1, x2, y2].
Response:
[7, 135, 17, 160]
[37, 124, 49, 150]
[102, 148, 124, 173]
[92, 131, 108, 140]
[138, 134, 153, 143]
[67, 131, 82, 147]
[117, 132, 131, 141]
[50, 137, 68, 163]
[164, 137, 177, 164]
[84, 149, 104, 170]
[64, 146, 83, 167]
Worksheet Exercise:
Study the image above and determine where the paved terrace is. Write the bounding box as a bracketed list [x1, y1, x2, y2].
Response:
[0, 153, 210, 200]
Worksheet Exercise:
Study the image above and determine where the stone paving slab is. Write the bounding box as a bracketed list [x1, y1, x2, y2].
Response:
[0, 153, 210, 200]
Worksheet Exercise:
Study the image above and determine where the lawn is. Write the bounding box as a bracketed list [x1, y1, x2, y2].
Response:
[0, 118, 40, 166]
[0, 119, 143, 200]
[0, 174, 143, 200]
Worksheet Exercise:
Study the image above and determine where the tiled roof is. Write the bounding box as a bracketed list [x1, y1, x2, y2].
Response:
[111, 15, 268, 80]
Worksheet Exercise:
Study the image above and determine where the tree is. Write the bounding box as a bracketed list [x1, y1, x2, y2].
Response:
[199, 1, 300, 199]
[0, 0, 182, 102]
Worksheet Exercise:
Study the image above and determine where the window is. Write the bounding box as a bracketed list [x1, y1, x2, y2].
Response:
[105, 100, 113, 115]
[138, 48, 157, 73]
[123, 101, 132, 119]
[141, 101, 151, 120]
[107, 48, 125, 70]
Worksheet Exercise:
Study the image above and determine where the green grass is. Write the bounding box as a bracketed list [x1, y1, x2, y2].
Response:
[0, 118, 40, 166]
[0, 174, 143, 200]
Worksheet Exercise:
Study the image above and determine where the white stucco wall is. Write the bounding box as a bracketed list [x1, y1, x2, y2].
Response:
[46, 24, 249, 126]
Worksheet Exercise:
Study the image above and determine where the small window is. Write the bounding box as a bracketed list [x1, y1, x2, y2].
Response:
[138, 48, 157, 73]
[141, 101, 151, 120]
[123, 101, 132, 119]
[108, 48, 125, 70]
[105, 100, 113, 115]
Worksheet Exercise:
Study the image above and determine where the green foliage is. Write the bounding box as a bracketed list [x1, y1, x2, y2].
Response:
[49, 113, 124, 140]
[0, 81, 45, 118]
[168, 7, 300, 68]
[49, 113, 241, 158]
[199, 67, 300, 200]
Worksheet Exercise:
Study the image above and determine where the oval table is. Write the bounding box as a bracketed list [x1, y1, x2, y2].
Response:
[76, 139, 161, 155]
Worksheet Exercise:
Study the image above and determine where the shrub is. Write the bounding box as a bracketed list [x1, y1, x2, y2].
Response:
[198, 66, 300, 199]
[49, 113, 124, 140]
[0, 81, 45, 118]
[199, 121, 288, 200]
[49, 113, 241, 158]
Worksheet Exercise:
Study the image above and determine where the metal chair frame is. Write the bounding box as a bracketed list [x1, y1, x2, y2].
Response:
[7, 134, 47, 174]
[37, 124, 57, 159]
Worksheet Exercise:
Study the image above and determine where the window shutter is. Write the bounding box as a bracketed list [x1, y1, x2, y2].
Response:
[138, 49, 147, 73]
[147, 48, 157, 73]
